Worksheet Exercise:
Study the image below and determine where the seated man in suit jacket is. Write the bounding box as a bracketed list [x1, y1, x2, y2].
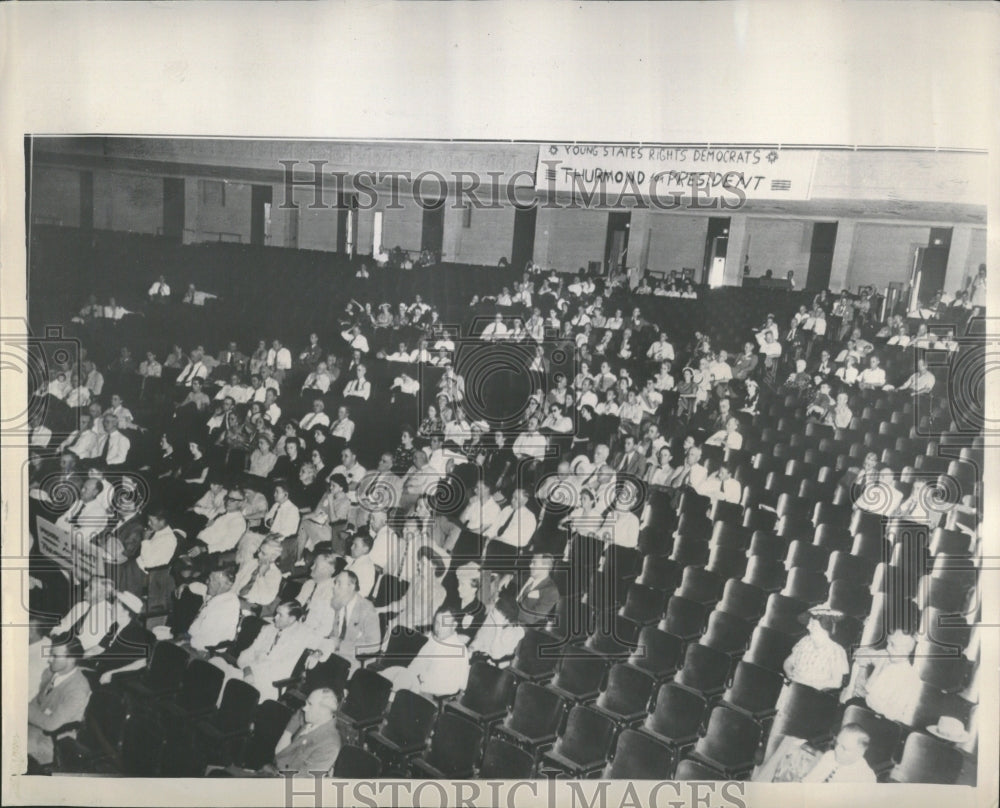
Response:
[28, 637, 92, 767]
[271, 687, 341, 777]
[309, 570, 381, 671]
[499, 553, 560, 627]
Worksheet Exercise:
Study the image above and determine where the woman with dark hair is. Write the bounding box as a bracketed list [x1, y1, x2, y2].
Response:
[248, 433, 278, 479]
[393, 426, 416, 473]
[418, 404, 444, 440]
[270, 437, 303, 482]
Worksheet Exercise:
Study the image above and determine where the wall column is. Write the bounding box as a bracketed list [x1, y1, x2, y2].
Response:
[943, 225, 973, 295]
[828, 219, 857, 292]
[722, 213, 748, 286]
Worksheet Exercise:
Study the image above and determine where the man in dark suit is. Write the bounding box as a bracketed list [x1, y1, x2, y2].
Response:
[216, 341, 248, 378]
[28, 637, 92, 766]
[511, 553, 560, 626]
[611, 434, 647, 480]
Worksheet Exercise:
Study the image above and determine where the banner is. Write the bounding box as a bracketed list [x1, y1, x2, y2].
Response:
[37, 517, 105, 581]
[535, 144, 818, 203]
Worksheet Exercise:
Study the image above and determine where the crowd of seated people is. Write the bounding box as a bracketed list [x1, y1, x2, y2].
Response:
[23, 250, 983, 782]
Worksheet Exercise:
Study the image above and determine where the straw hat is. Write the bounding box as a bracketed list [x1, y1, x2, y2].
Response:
[927, 717, 970, 744]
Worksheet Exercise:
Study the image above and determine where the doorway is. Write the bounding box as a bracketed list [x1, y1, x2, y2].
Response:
[604, 211, 631, 274]
[251, 184, 273, 246]
[702, 217, 730, 285]
[511, 205, 538, 271]
[162, 178, 185, 243]
[421, 202, 445, 256]
[806, 221, 838, 291]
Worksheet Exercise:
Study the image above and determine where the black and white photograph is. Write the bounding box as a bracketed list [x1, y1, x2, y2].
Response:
[2, 3, 997, 807]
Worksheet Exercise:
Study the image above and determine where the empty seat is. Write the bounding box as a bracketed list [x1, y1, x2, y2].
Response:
[722, 660, 783, 721]
[118, 641, 190, 703]
[919, 605, 973, 650]
[618, 582, 668, 626]
[717, 579, 767, 622]
[494, 682, 566, 759]
[813, 523, 853, 553]
[636, 554, 682, 591]
[676, 566, 725, 606]
[673, 643, 731, 700]
[826, 551, 876, 585]
[701, 610, 754, 659]
[332, 745, 381, 778]
[603, 728, 673, 779]
[660, 596, 708, 642]
[785, 540, 831, 574]
[748, 530, 787, 561]
[781, 567, 829, 605]
[627, 626, 684, 682]
[445, 662, 515, 728]
[336, 669, 393, 746]
[119, 713, 165, 777]
[509, 629, 560, 684]
[687, 704, 762, 779]
[826, 579, 872, 619]
[674, 756, 726, 780]
[365, 689, 439, 774]
[546, 645, 609, 705]
[193, 679, 261, 759]
[760, 593, 810, 637]
[585, 613, 641, 658]
[812, 501, 852, 530]
[539, 705, 617, 779]
[410, 712, 485, 779]
[889, 731, 964, 784]
[912, 639, 971, 693]
[742, 556, 788, 592]
[769, 683, 840, 748]
[592, 663, 656, 727]
[642, 681, 706, 753]
[710, 522, 751, 551]
[479, 735, 535, 779]
[705, 544, 748, 580]
[744, 625, 800, 674]
[236, 700, 293, 770]
[158, 658, 225, 719]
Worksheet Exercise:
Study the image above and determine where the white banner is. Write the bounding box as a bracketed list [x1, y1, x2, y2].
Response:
[535, 144, 818, 203]
[37, 517, 105, 581]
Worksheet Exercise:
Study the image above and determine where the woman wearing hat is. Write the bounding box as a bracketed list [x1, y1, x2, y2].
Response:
[783, 608, 850, 693]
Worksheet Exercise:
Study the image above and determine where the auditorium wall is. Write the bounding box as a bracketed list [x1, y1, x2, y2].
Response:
[745, 217, 813, 280]
[845, 222, 931, 290]
[30, 166, 81, 227]
[534, 207, 609, 272]
[448, 205, 516, 266]
[183, 179, 253, 244]
[93, 171, 163, 235]
[639, 213, 710, 277]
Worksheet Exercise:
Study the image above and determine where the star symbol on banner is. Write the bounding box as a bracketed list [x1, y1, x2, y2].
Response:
[766, 150, 779, 163]
[549, 145, 559, 155]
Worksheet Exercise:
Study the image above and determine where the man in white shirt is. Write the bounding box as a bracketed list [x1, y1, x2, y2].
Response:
[138, 509, 178, 572]
[64, 375, 91, 409]
[295, 553, 340, 636]
[28, 414, 52, 448]
[381, 610, 471, 698]
[191, 488, 249, 555]
[233, 537, 285, 610]
[183, 566, 241, 653]
[55, 477, 109, 542]
[541, 404, 573, 434]
[857, 355, 886, 390]
[343, 365, 371, 402]
[301, 362, 333, 395]
[105, 394, 136, 431]
[215, 373, 252, 404]
[512, 416, 547, 462]
[148, 275, 171, 301]
[341, 326, 370, 354]
[889, 357, 936, 395]
[266, 339, 293, 377]
[443, 480, 502, 552]
[647, 332, 675, 363]
[102, 297, 135, 321]
[366, 509, 402, 576]
[176, 351, 209, 387]
[230, 601, 315, 701]
[487, 488, 537, 552]
[299, 399, 330, 433]
[331, 448, 368, 494]
[596, 494, 641, 549]
[329, 406, 355, 445]
[262, 389, 282, 426]
[345, 533, 377, 598]
[801, 725, 877, 783]
[390, 373, 420, 399]
[481, 313, 509, 341]
[696, 464, 742, 504]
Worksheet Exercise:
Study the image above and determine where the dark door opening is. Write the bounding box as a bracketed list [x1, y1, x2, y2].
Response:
[806, 221, 838, 291]
[335, 192, 358, 254]
[80, 171, 94, 231]
[163, 178, 185, 243]
[251, 184, 273, 246]
[702, 217, 730, 285]
[913, 247, 949, 305]
[510, 205, 538, 271]
[421, 202, 445, 256]
[604, 211, 631, 275]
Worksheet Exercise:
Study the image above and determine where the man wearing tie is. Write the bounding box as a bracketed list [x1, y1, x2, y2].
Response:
[27, 637, 92, 767]
[509, 553, 559, 626]
[148, 275, 171, 302]
[230, 601, 315, 701]
[55, 477, 109, 542]
[611, 434, 647, 481]
[175, 350, 208, 388]
[310, 570, 380, 671]
[299, 399, 331, 433]
[271, 688, 341, 777]
[216, 341, 247, 377]
[95, 415, 131, 468]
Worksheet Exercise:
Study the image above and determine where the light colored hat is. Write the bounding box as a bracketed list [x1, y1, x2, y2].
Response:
[117, 590, 143, 614]
[927, 717, 970, 744]
[455, 561, 481, 580]
[471, 420, 489, 431]
[797, 605, 845, 626]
